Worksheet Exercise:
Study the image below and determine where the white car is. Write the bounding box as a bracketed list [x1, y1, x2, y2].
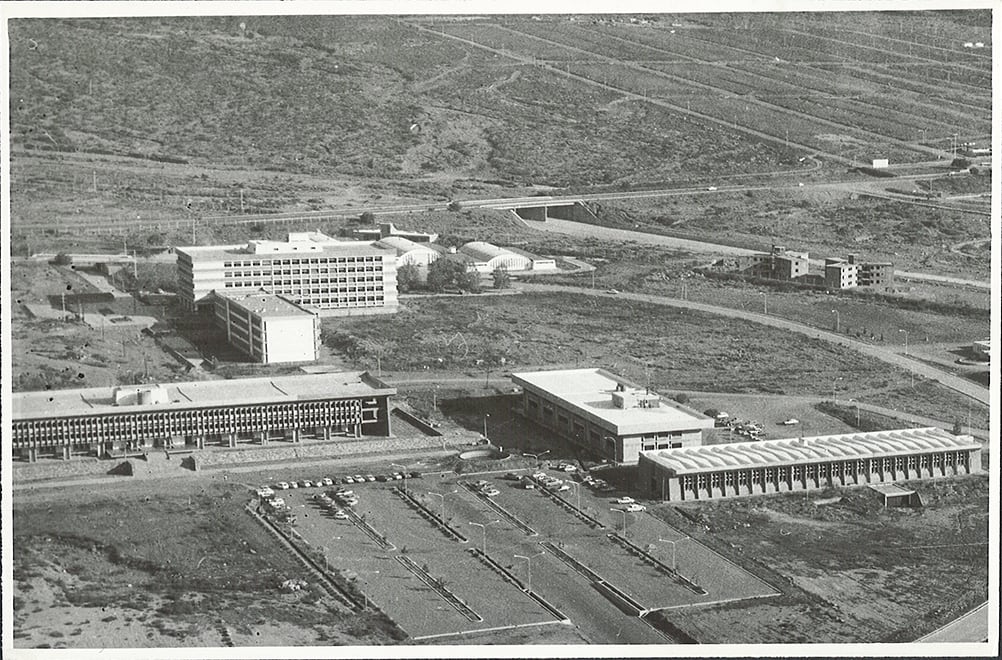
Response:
[276, 482, 290, 490]
[343, 476, 355, 484]
[781, 418, 800, 426]
[481, 488, 501, 497]
[333, 509, 350, 520]
[557, 484, 571, 492]
[615, 497, 636, 505]
[707, 186, 718, 191]
[625, 503, 647, 512]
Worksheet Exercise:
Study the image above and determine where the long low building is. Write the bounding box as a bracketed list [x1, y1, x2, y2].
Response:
[511, 368, 715, 464]
[11, 372, 395, 462]
[638, 428, 981, 502]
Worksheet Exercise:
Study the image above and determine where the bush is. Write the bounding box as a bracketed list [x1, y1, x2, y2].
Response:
[51, 252, 73, 266]
[673, 392, 690, 404]
[447, 200, 463, 212]
[703, 408, 719, 418]
[359, 211, 375, 224]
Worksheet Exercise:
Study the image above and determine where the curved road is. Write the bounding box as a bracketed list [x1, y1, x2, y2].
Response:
[518, 283, 990, 405]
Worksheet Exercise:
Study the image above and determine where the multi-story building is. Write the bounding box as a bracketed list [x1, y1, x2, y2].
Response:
[824, 258, 859, 290]
[211, 292, 320, 364]
[11, 372, 395, 462]
[856, 258, 895, 288]
[638, 427, 981, 502]
[511, 368, 714, 464]
[176, 233, 397, 316]
[740, 245, 810, 281]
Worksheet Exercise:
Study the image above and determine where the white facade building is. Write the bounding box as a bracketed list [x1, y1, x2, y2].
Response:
[212, 292, 320, 364]
[176, 233, 397, 317]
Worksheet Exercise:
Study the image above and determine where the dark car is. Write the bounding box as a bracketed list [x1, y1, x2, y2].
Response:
[408, 471, 423, 479]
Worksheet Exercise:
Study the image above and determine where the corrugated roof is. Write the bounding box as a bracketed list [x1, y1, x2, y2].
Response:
[642, 428, 980, 474]
[13, 372, 395, 420]
[374, 236, 438, 256]
[460, 241, 512, 262]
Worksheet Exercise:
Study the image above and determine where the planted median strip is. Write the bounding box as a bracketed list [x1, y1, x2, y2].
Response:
[534, 481, 608, 529]
[466, 547, 569, 623]
[396, 555, 483, 622]
[606, 533, 706, 595]
[459, 481, 538, 536]
[342, 507, 396, 552]
[391, 486, 469, 543]
[540, 541, 651, 617]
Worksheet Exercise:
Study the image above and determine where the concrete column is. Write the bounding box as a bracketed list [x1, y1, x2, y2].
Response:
[228, 433, 236, 448]
[322, 427, 331, 441]
[291, 429, 301, 443]
[197, 435, 205, 449]
[260, 432, 269, 445]
[28, 447, 38, 463]
[62, 445, 72, 460]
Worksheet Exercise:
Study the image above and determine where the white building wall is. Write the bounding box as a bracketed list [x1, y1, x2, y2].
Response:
[262, 317, 319, 363]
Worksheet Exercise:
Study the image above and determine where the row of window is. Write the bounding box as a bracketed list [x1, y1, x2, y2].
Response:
[224, 265, 383, 277]
[221, 256, 382, 268]
[13, 400, 372, 445]
[677, 452, 972, 490]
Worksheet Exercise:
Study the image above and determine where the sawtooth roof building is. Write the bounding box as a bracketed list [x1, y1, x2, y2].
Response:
[11, 372, 395, 462]
[638, 427, 981, 501]
[511, 368, 714, 464]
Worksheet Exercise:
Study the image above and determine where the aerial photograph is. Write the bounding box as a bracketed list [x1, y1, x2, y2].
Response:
[3, 3, 996, 655]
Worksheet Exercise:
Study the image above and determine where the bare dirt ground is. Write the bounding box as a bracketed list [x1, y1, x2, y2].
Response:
[647, 475, 989, 643]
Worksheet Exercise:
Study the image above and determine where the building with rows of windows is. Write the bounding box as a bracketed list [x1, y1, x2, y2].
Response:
[638, 427, 981, 502]
[176, 232, 398, 316]
[511, 368, 715, 464]
[210, 292, 321, 364]
[11, 372, 395, 462]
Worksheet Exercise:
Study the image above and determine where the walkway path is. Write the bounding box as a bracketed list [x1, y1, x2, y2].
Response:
[518, 283, 990, 405]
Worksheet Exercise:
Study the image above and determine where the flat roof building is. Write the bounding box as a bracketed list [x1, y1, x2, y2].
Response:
[211, 292, 321, 364]
[511, 368, 714, 464]
[11, 371, 396, 462]
[638, 427, 981, 502]
[176, 233, 397, 317]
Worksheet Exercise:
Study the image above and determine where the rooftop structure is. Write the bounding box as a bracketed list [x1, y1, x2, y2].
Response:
[511, 368, 714, 464]
[350, 222, 438, 243]
[443, 241, 558, 274]
[374, 236, 442, 270]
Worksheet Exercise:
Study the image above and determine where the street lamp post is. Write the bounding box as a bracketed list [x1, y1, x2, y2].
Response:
[760, 291, 768, 314]
[483, 414, 490, 443]
[514, 551, 545, 592]
[831, 309, 840, 333]
[610, 508, 629, 536]
[848, 398, 860, 427]
[427, 491, 453, 521]
[832, 377, 842, 406]
[899, 328, 909, 356]
[566, 480, 582, 511]
[525, 449, 550, 467]
[469, 520, 500, 555]
[657, 538, 677, 572]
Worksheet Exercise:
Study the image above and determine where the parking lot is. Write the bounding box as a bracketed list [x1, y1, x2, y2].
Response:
[263, 457, 778, 643]
[280, 481, 563, 640]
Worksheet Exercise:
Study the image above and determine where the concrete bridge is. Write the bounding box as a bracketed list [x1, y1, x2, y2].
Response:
[474, 198, 598, 223]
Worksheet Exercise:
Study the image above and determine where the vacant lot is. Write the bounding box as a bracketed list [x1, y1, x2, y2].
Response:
[12, 478, 403, 648]
[648, 475, 989, 643]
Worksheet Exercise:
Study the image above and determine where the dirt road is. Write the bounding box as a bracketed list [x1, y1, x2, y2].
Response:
[519, 283, 990, 405]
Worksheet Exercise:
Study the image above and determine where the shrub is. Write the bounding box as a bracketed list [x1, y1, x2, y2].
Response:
[51, 253, 73, 266]
[673, 392, 690, 404]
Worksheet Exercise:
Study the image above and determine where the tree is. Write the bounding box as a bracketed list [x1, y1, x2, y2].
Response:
[447, 200, 462, 212]
[51, 253, 73, 266]
[397, 263, 420, 293]
[427, 259, 462, 292]
[672, 392, 690, 404]
[359, 211, 375, 224]
[492, 266, 510, 290]
[703, 408, 720, 419]
[458, 269, 481, 293]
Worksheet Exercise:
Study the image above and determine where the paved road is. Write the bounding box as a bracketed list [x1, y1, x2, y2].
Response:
[518, 283, 990, 405]
[521, 216, 991, 289]
[915, 601, 990, 643]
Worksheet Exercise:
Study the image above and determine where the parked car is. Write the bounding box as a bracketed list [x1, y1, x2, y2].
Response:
[376, 475, 390, 482]
[320, 477, 334, 487]
[557, 484, 572, 491]
[391, 472, 404, 480]
[275, 481, 290, 490]
[481, 487, 501, 497]
[780, 418, 800, 426]
[289, 481, 299, 489]
[408, 471, 423, 479]
[353, 474, 366, 483]
[615, 496, 636, 504]
[365, 475, 376, 482]
[343, 476, 355, 484]
[504, 472, 521, 481]
[333, 509, 350, 520]
[474, 480, 490, 488]
[301, 480, 313, 488]
[523, 481, 536, 489]
[625, 503, 647, 512]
